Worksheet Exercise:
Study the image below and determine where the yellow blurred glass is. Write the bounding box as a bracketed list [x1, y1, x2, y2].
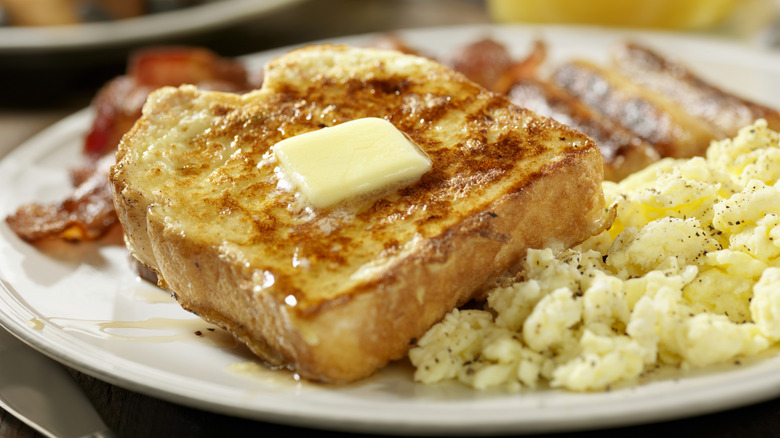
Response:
[487, 0, 741, 30]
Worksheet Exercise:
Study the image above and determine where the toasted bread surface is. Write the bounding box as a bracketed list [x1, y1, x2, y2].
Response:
[111, 44, 608, 382]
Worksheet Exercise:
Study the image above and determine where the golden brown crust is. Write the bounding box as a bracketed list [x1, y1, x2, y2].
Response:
[111, 44, 608, 382]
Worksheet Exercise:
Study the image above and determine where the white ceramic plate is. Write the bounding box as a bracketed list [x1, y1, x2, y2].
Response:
[0, 0, 302, 53]
[2, 25, 780, 435]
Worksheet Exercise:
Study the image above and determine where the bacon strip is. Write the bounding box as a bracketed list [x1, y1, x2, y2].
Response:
[6, 47, 257, 244]
[6, 154, 116, 242]
[448, 38, 546, 94]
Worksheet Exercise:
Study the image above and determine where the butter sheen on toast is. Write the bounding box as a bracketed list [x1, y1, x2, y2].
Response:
[110, 44, 608, 382]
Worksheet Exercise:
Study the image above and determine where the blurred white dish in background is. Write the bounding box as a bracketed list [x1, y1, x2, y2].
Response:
[0, 0, 303, 53]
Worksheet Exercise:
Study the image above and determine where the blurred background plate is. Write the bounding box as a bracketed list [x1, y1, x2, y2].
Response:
[0, 0, 307, 108]
[0, 0, 304, 53]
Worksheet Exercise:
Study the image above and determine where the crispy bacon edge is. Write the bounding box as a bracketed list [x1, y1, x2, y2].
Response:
[5, 47, 258, 244]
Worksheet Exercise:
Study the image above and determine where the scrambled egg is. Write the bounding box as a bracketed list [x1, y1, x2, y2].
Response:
[409, 120, 780, 392]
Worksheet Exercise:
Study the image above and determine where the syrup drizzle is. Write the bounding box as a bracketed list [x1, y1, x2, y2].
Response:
[47, 316, 238, 348]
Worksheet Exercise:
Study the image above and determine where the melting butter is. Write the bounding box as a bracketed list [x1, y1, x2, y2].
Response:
[272, 117, 431, 208]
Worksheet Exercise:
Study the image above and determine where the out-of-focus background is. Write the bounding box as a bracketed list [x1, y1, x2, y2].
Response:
[0, 0, 778, 149]
[1, 0, 779, 147]
[1, 0, 778, 103]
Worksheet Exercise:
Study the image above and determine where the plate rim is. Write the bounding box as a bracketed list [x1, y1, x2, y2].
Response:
[2, 23, 780, 435]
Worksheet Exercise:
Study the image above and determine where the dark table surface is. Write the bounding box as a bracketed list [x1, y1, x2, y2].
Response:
[2, 1, 780, 437]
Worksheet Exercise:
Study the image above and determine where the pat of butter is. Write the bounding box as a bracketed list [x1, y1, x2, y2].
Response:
[272, 117, 432, 208]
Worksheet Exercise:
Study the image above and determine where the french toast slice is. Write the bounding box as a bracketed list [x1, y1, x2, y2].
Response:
[110, 44, 609, 382]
